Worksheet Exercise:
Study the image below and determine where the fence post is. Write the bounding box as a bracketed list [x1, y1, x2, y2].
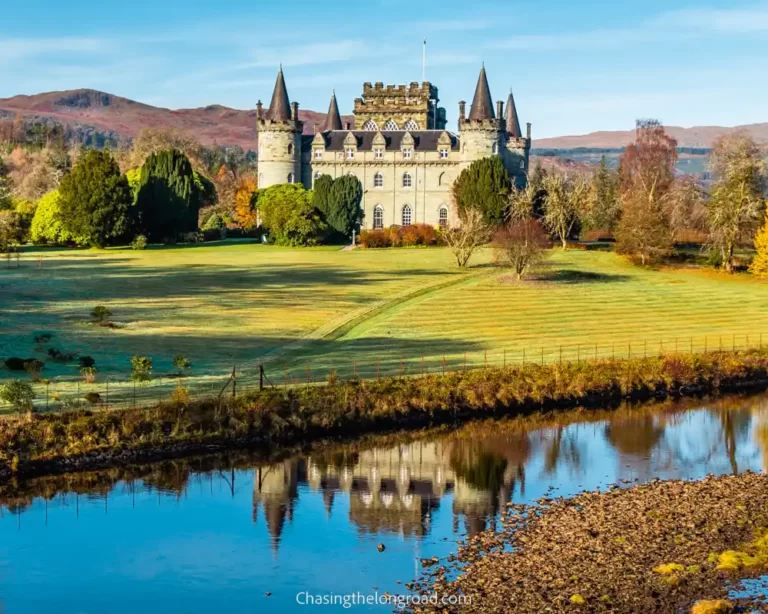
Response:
[628, 342, 631, 360]
[503, 349, 506, 367]
[595, 344, 598, 361]
[105, 380, 109, 409]
[421, 356, 424, 377]
[559, 346, 562, 365]
[377, 359, 381, 381]
[442, 356, 446, 375]
[306, 363, 311, 388]
[541, 347, 544, 366]
[232, 365, 237, 399]
[733, 334, 736, 352]
[577, 345, 580, 364]
[644, 340, 647, 359]
[523, 348, 526, 365]
[704, 337, 707, 353]
[259, 364, 264, 391]
[464, 353, 467, 372]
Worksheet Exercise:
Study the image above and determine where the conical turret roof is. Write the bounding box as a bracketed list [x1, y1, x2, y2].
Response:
[469, 65, 494, 121]
[505, 89, 522, 137]
[322, 91, 342, 131]
[267, 66, 291, 121]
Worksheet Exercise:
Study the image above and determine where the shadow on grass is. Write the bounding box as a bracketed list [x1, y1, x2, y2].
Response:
[535, 269, 631, 284]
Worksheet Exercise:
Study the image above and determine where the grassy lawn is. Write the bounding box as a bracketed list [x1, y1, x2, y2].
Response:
[2, 240, 768, 409]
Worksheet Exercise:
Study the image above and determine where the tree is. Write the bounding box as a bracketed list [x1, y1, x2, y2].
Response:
[750, 215, 768, 278]
[665, 175, 708, 242]
[442, 209, 491, 268]
[508, 184, 538, 223]
[583, 156, 620, 232]
[452, 156, 512, 225]
[0, 380, 35, 412]
[30, 190, 86, 245]
[707, 133, 766, 272]
[258, 184, 327, 246]
[130, 356, 153, 383]
[542, 173, 589, 249]
[492, 218, 550, 280]
[615, 120, 677, 264]
[0, 157, 12, 210]
[233, 176, 258, 230]
[134, 149, 202, 241]
[58, 150, 132, 247]
[328, 175, 363, 237]
[0, 210, 23, 252]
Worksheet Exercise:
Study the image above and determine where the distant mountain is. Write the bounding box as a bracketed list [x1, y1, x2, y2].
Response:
[0, 89, 354, 150]
[1, 89, 766, 150]
[533, 123, 768, 150]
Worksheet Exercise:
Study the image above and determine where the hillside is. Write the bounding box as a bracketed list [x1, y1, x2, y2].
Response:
[533, 123, 768, 149]
[0, 89, 354, 150]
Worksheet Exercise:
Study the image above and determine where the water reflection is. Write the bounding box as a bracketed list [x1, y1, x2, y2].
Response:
[1, 395, 767, 613]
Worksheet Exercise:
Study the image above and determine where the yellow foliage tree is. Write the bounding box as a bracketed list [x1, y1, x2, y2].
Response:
[750, 212, 768, 278]
[234, 176, 258, 230]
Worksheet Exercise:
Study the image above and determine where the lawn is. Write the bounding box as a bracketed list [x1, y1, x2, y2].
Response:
[2, 240, 768, 409]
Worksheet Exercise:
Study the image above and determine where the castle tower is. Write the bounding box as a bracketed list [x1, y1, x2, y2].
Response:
[459, 65, 503, 168]
[321, 91, 342, 131]
[256, 66, 303, 189]
[503, 88, 531, 187]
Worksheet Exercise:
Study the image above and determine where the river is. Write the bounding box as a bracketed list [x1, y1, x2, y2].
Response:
[1, 393, 766, 612]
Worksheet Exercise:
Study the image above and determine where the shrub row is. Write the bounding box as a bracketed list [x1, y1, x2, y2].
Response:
[1, 349, 768, 476]
[359, 224, 442, 248]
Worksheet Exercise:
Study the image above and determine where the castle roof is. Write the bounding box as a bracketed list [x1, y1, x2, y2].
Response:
[322, 91, 342, 131]
[468, 65, 494, 121]
[267, 66, 292, 121]
[505, 90, 522, 138]
[315, 130, 459, 152]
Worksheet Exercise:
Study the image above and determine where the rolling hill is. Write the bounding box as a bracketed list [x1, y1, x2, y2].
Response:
[1, 88, 766, 151]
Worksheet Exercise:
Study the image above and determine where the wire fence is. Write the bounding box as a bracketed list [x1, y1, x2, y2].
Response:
[1, 332, 766, 416]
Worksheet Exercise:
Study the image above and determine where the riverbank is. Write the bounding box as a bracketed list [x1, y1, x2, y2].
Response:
[411, 472, 768, 613]
[2, 349, 768, 481]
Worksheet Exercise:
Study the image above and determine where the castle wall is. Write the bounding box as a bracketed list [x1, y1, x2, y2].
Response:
[353, 82, 445, 130]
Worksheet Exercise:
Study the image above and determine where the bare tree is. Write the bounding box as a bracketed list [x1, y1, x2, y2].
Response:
[507, 184, 539, 222]
[492, 218, 550, 280]
[442, 208, 491, 268]
[542, 173, 589, 248]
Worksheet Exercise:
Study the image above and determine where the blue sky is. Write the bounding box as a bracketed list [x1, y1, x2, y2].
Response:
[1, 0, 767, 138]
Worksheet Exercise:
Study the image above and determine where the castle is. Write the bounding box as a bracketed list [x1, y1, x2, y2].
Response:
[255, 66, 531, 229]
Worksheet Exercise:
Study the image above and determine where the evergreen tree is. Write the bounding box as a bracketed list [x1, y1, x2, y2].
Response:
[750, 215, 768, 278]
[134, 149, 202, 241]
[58, 150, 132, 247]
[327, 174, 363, 237]
[0, 158, 12, 211]
[452, 155, 512, 225]
[584, 156, 621, 231]
[312, 174, 334, 219]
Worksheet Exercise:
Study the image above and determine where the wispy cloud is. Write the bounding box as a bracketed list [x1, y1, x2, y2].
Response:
[658, 5, 768, 32]
[0, 37, 112, 62]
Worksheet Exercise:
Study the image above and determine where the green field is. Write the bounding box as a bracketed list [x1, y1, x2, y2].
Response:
[2, 240, 768, 409]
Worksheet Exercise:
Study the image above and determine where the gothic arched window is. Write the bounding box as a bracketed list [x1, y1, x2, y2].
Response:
[402, 204, 412, 226]
[492, 141, 499, 154]
[373, 205, 384, 229]
[439, 205, 449, 228]
[383, 119, 399, 131]
[287, 172, 295, 184]
[288, 143, 293, 154]
[403, 118, 419, 131]
[374, 172, 384, 188]
[362, 119, 379, 131]
[402, 172, 412, 188]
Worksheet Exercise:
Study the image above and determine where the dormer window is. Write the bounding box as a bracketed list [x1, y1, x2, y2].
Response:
[439, 149, 449, 159]
[314, 150, 322, 160]
[345, 148, 355, 160]
[402, 148, 412, 160]
[375, 148, 383, 159]
[492, 141, 499, 154]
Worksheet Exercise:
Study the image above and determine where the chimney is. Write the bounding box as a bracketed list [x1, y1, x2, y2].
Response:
[290, 102, 299, 120]
[458, 101, 466, 121]
[256, 100, 263, 120]
[496, 100, 503, 119]
[526, 122, 532, 139]
[313, 123, 318, 134]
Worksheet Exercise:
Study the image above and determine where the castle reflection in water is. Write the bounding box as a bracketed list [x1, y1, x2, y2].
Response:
[253, 435, 529, 552]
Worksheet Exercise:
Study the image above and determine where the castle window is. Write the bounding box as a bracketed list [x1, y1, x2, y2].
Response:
[402, 148, 412, 160]
[438, 172, 445, 186]
[402, 204, 412, 226]
[345, 148, 355, 160]
[374, 148, 383, 159]
[288, 143, 294, 154]
[287, 172, 295, 184]
[383, 119, 399, 131]
[403, 119, 419, 131]
[374, 172, 384, 188]
[314, 171, 322, 183]
[439, 149, 449, 159]
[402, 172, 412, 188]
[314, 149, 322, 160]
[439, 206, 449, 228]
[373, 205, 384, 229]
[519, 159, 525, 169]
[492, 141, 499, 154]
[362, 119, 379, 131]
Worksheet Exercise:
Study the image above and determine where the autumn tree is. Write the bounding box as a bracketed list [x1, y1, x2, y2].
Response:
[542, 173, 589, 249]
[615, 120, 677, 264]
[492, 218, 550, 279]
[0, 158, 12, 210]
[233, 175, 259, 230]
[58, 150, 133, 247]
[442, 209, 491, 268]
[583, 156, 620, 232]
[750, 215, 768, 278]
[707, 133, 766, 272]
[452, 156, 512, 225]
[508, 184, 538, 222]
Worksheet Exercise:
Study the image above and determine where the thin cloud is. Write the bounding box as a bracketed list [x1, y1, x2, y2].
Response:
[658, 5, 768, 32]
[0, 37, 112, 62]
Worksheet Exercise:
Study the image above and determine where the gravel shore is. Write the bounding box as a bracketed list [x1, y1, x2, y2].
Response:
[413, 473, 768, 613]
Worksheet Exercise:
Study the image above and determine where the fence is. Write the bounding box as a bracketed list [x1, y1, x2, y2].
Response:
[1, 332, 766, 415]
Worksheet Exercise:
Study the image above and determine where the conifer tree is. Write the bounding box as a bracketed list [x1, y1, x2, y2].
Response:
[584, 156, 620, 231]
[58, 150, 132, 247]
[134, 149, 202, 240]
[312, 174, 334, 220]
[328, 174, 363, 237]
[452, 155, 512, 225]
